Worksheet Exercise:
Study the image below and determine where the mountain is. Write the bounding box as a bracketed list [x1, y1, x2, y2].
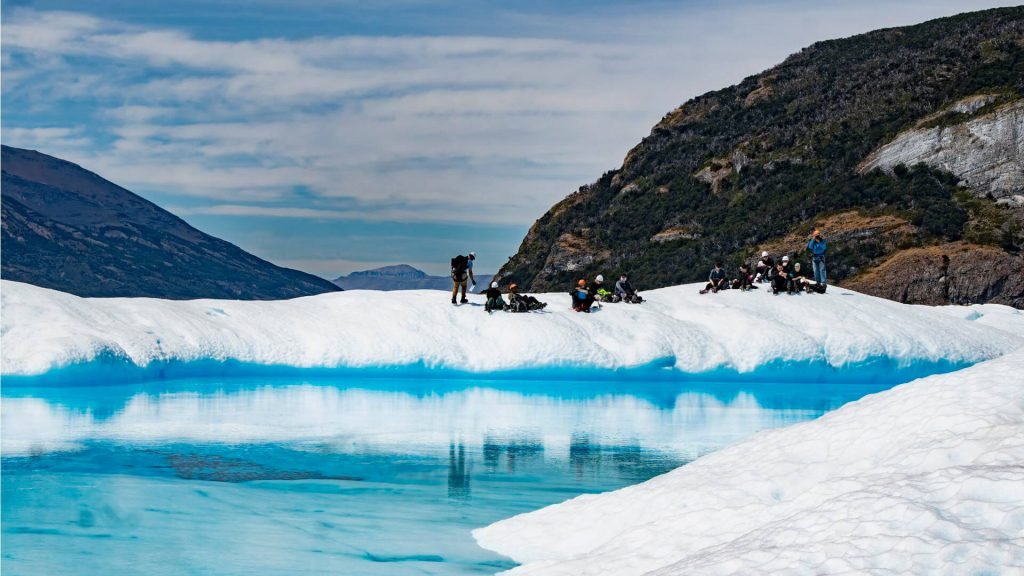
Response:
[332, 264, 492, 291]
[498, 7, 1024, 308]
[1, 145, 341, 300]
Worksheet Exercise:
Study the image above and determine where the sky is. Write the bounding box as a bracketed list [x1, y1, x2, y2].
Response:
[2, 0, 1016, 277]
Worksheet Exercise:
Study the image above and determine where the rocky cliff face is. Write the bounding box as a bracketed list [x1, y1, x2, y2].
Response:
[1, 145, 341, 300]
[842, 243, 1024, 308]
[498, 7, 1024, 308]
[859, 97, 1023, 205]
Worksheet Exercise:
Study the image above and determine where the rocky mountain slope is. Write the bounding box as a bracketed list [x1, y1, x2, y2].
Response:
[1, 145, 340, 299]
[332, 264, 493, 291]
[498, 7, 1024, 308]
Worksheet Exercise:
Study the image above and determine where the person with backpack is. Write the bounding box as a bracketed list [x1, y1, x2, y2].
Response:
[700, 262, 729, 294]
[483, 281, 506, 313]
[450, 252, 476, 304]
[615, 274, 643, 303]
[807, 230, 827, 291]
[571, 279, 595, 312]
[507, 283, 547, 312]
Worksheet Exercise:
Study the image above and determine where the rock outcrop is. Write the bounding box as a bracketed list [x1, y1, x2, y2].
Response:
[859, 98, 1024, 205]
[841, 243, 1024, 308]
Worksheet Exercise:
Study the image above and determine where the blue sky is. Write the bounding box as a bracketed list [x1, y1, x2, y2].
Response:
[2, 0, 1015, 277]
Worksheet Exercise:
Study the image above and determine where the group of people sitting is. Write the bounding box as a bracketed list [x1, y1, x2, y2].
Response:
[481, 282, 548, 313]
[700, 230, 829, 296]
[570, 274, 643, 312]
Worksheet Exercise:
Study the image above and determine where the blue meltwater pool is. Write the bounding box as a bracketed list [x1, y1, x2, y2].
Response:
[2, 375, 895, 575]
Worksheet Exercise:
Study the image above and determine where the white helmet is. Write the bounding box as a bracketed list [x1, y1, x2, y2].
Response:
[596, 274, 604, 283]
[490, 281, 498, 288]
[782, 255, 790, 262]
[761, 251, 769, 258]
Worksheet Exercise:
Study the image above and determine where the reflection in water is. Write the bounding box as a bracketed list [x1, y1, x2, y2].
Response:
[1, 376, 888, 576]
[448, 442, 470, 499]
[1, 379, 852, 460]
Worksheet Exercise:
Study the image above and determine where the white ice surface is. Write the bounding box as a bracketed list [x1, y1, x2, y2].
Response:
[474, 346, 1024, 575]
[2, 280, 1022, 377]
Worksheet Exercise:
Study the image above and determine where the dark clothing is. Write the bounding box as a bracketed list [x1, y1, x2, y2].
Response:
[571, 285, 594, 311]
[483, 286, 505, 311]
[734, 266, 753, 290]
[509, 293, 546, 312]
[756, 257, 775, 282]
[615, 279, 635, 298]
[703, 267, 729, 293]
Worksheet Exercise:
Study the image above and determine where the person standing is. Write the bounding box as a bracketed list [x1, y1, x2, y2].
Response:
[807, 230, 827, 291]
[450, 252, 476, 304]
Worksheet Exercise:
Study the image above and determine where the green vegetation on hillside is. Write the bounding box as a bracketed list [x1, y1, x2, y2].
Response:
[500, 7, 1024, 292]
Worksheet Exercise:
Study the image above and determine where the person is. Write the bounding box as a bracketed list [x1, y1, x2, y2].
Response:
[772, 261, 791, 295]
[754, 251, 775, 283]
[700, 262, 729, 294]
[790, 262, 809, 292]
[507, 283, 547, 312]
[483, 281, 505, 313]
[807, 230, 827, 291]
[571, 279, 595, 312]
[615, 274, 643, 303]
[450, 252, 477, 304]
[593, 274, 616, 303]
[733, 263, 754, 291]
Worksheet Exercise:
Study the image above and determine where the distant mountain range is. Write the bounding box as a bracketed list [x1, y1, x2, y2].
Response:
[1, 145, 341, 300]
[333, 264, 492, 291]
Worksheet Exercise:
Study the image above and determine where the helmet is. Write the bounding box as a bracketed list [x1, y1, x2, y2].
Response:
[509, 283, 518, 290]
[469, 252, 476, 258]
[761, 251, 769, 258]
[578, 279, 586, 286]
[782, 255, 790, 262]
[490, 281, 498, 288]
[596, 274, 604, 283]
[812, 229, 820, 236]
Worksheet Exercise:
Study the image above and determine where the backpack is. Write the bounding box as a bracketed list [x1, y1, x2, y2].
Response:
[451, 255, 469, 280]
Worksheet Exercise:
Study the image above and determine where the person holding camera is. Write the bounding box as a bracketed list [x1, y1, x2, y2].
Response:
[807, 230, 827, 291]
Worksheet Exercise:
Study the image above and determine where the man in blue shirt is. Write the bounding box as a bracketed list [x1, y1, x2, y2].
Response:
[807, 230, 827, 290]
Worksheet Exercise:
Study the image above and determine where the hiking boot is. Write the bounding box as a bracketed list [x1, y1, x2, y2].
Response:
[699, 289, 708, 294]
[451, 298, 457, 304]
[460, 298, 469, 304]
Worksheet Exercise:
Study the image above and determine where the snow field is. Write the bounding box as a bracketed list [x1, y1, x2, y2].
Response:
[2, 279, 1021, 378]
[473, 347, 1024, 575]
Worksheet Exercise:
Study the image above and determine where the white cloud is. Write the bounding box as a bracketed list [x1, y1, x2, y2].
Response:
[2, 0, 1018, 231]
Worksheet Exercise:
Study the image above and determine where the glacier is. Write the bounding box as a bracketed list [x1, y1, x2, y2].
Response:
[474, 330, 1024, 575]
[2, 279, 1022, 382]
[4, 279, 1024, 575]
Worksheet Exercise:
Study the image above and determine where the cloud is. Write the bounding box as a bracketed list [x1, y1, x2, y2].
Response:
[2, 0, 1018, 273]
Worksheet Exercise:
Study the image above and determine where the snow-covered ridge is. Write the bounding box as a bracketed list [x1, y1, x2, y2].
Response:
[2, 280, 1022, 380]
[473, 347, 1024, 575]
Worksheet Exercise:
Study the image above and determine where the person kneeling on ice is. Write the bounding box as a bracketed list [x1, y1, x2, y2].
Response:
[483, 281, 506, 313]
[507, 283, 547, 312]
[615, 274, 643, 303]
[571, 279, 595, 312]
[700, 262, 729, 294]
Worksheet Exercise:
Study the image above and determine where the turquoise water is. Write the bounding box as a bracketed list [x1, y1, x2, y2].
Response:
[2, 375, 893, 575]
